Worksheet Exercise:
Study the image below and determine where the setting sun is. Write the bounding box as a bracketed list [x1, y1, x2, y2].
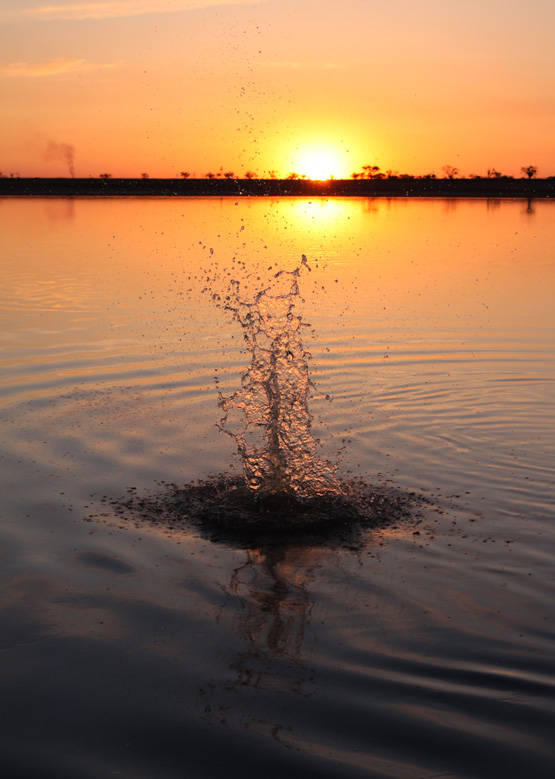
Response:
[295, 146, 344, 180]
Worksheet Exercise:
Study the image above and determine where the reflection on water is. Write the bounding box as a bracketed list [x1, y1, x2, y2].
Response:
[228, 546, 315, 662]
[199, 543, 321, 737]
[43, 196, 76, 223]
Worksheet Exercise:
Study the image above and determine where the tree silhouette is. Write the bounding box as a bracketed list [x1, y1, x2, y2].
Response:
[442, 165, 459, 179]
[287, 172, 300, 180]
[223, 171, 235, 179]
[179, 171, 190, 178]
[244, 171, 257, 179]
[362, 165, 382, 179]
[141, 173, 149, 179]
[521, 165, 538, 179]
[487, 168, 502, 178]
[267, 170, 278, 179]
[99, 173, 112, 178]
[205, 172, 216, 179]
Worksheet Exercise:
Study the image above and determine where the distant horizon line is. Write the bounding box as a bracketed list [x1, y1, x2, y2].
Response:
[2, 174, 553, 182]
[3, 177, 554, 201]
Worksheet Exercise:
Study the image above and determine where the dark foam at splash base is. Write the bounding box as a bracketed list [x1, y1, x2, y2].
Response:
[107, 475, 425, 549]
[92, 256, 428, 548]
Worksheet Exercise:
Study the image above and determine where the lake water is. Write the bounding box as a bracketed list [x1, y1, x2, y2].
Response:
[1, 196, 554, 778]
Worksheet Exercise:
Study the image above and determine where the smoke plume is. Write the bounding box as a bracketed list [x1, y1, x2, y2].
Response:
[44, 141, 75, 177]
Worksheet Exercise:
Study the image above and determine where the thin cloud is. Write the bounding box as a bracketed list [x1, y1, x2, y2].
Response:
[0, 58, 117, 77]
[260, 61, 347, 71]
[3, 0, 265, 22]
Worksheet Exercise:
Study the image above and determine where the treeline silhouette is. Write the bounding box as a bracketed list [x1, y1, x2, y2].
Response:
[1, 163, 547, 182]
[96, 163, 543, 181]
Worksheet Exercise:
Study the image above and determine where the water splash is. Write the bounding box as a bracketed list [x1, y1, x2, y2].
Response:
[93, 255, 429, 546]
[217, 255, 339, 500]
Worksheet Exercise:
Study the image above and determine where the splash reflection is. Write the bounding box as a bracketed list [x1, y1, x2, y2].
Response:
[198, 542, 325, 739]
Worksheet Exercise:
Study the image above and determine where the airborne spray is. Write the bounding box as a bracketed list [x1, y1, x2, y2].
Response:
[98, 255, 426, 547]
[44, 141, 75, 177]
[217, 255, 339, 500]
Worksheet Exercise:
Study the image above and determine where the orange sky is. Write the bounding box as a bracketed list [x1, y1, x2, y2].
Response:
[1, 0, 554, 179]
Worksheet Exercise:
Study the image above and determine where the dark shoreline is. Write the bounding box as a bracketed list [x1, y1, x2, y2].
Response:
[1, 177, 553, 198]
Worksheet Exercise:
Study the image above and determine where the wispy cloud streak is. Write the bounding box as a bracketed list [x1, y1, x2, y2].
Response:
[2, 0, 265, 22]
[0, 58, 117, 77]
[260, 61, 347, 71]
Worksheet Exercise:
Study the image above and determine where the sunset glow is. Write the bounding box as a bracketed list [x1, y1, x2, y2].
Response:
[295, 146, 343, 180]
[0, 0, 554, 178]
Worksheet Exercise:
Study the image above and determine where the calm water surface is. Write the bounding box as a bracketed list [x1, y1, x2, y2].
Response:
[1, 197, 554, 778]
